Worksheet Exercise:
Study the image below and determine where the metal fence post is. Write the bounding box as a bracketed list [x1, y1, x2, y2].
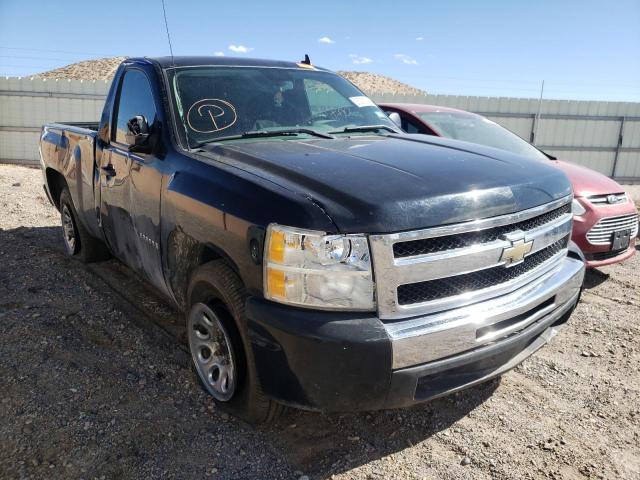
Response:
[530, 115, 537, 144]
[531, 80, 544, 146]
[611, 116, 625, 179]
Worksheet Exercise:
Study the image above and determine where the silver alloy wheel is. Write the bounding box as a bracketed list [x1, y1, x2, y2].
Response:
[61, 204, 76, 254]
[188, 302, 237, 401]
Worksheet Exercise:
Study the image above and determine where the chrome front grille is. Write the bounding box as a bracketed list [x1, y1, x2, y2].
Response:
[586, 214, 639, 245]
[396, 236, 569, 305]
[588, 193, 628, 205]
[393, 203, 570, 258]
[369, 196, 573, 320]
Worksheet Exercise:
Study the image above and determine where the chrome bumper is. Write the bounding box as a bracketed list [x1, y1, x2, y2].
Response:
[385, 256, 585, 369]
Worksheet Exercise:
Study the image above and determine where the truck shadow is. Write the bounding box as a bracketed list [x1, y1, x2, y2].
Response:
[263, 381, 498, 477]
[583, 268, 609, 289]
[3, 225, 501, 478]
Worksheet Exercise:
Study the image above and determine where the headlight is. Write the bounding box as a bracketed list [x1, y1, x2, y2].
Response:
[572, 198, 586, 216]
[263, 224, 376, 310]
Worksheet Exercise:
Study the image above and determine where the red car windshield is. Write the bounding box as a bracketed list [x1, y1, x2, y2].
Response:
[419, 111, 548, 161]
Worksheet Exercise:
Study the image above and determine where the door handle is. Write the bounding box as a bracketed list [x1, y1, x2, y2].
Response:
[101, 164, 116, 177]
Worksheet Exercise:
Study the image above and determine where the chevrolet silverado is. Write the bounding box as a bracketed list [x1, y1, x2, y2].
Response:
[39, 56, 585, 423]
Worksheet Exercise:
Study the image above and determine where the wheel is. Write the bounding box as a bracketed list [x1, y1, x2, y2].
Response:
[61, 201, 78, 256]
[187, 260, 285, 423]
[59, 188, 110, 263]
[188, 303, 237, 402]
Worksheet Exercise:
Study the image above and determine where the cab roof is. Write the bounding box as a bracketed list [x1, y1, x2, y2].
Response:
[130, 56, 330, 71]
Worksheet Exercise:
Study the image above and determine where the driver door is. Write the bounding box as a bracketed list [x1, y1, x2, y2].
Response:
[100, 69, 162, 281]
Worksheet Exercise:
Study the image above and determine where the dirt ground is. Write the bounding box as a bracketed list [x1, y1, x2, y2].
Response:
[1, 163, 639, 480]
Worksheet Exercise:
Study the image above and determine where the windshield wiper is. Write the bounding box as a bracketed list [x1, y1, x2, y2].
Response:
[192, 128, 334, 148]
[245, 128, 334, 139]
[329, 125, 400, 134]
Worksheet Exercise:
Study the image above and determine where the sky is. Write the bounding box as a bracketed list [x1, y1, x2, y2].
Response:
[1, 0, 639, 101]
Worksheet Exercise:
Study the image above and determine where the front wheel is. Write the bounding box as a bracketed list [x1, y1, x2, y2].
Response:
[188, 302, 238, 402]
[187, 260, 285, 423]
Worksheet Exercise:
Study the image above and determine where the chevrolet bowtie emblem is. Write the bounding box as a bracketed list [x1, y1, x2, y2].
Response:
[500, 231, 533, 267]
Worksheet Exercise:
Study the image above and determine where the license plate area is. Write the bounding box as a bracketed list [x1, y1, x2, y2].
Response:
[611, 229, 632, 250]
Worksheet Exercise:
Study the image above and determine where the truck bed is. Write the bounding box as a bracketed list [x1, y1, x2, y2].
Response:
[40, 122, 100, 239]
[46, 121, 99, 132]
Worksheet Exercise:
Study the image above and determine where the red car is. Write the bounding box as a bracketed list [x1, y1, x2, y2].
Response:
[380, 103, 639, 268]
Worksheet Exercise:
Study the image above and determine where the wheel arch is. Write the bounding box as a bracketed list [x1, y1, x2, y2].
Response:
[188, 244, 244, 304]
[165, 229, 244, 310]
[45, 167, 68, 210]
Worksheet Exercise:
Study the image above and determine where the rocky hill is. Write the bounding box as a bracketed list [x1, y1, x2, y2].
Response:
[35, 57, 127, 81]
[34, 58, 426, 96]
[338, 71, 426, 97]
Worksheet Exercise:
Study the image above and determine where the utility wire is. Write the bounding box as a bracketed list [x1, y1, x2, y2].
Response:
[0, 54, 72, 61]
[0, 46, 125, 57]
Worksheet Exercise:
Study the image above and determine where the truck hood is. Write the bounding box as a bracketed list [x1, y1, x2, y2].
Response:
[202, 134, 571, 233]
[552, 159, 625, 198]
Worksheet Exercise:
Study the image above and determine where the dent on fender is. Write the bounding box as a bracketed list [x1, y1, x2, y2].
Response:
[166, 226, 202, 308]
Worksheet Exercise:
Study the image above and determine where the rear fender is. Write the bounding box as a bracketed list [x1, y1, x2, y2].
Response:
[42, 126, 102, 240]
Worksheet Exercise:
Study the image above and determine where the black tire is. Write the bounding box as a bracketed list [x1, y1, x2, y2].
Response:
[187, 260, 285, 424]
[59, 188, 110, 263]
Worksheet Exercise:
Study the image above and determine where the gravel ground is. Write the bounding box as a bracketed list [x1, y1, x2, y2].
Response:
[1, 164, 639, 480]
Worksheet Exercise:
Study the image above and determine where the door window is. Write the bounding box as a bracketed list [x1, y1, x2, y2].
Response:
[113, 70, 157, 144]
[402, 115, 424, 134]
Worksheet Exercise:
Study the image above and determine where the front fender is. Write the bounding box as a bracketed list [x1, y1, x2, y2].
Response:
[160, 159, 337, 309]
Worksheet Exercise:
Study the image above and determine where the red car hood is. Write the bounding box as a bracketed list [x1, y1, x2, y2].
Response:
[552, 160, 625, 197]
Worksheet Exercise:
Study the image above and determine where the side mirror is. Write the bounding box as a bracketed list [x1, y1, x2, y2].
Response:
[125, 115, 152, 153]
[387, 111, 402, 128]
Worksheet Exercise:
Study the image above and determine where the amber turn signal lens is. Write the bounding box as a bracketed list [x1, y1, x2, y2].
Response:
[266, 267, 286, 298]
[268, 230, 285, 263]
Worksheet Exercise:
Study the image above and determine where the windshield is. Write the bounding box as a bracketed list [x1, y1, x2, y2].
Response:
[419, 111, 548, 161]
[167, 66, 395, 147]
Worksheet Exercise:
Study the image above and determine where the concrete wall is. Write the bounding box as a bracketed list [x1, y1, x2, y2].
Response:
[1, 76, 639, 181]
[0, 77, 109, 165]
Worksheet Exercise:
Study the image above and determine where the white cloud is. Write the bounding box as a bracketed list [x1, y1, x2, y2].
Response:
[416, 36, 424, 41]
[228, 44, 254, 54]
[394, 53, 418, 65]
[214, 51, 225, 56]
[349, 54, 373, 65]
[318, 36, 335, 44]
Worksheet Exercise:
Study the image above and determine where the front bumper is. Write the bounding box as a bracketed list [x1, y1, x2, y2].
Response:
[572, 198, 638, 268]
[246, 256, 584, 412]
[582, 242, 636, 268]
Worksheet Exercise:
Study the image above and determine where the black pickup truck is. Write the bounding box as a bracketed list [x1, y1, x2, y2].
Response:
[40, 56, 585, 422]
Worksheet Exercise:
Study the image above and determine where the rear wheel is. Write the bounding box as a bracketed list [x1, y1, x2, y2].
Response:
[187, 260, 285, 423]
[61, 202, 78, 255]
[59, 188, 110, 263]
